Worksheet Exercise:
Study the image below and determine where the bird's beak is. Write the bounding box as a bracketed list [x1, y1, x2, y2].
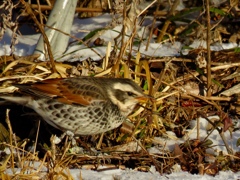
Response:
[135, 94, 155, 103]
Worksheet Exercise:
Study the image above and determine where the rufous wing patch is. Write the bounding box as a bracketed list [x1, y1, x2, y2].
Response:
[30, 79, 92, 106]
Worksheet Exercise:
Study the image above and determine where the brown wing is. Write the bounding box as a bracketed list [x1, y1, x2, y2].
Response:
[16, 78, 105, 106]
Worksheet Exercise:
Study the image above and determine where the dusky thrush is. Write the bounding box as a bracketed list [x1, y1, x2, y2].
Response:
[1, 76, 148, 135]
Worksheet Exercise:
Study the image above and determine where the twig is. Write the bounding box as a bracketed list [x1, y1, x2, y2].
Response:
[33, 120, 41, 156]
[20, 0, 57, 73]
[210, 1, 237, 30]
[146, 1, 160, 51]
[132, 136, 162, 174]
[156, 0, 180, 43]
[30, 4, 168, 16]
[206, 0, 211, 97]
[211, 63, 240, 71]
[43, 24, 103, 60]
[136, 0, 157, 18]
[152, 61, 168, 95]
[149, 57, 193, 63]
[112, 1, 127, 77]
[5, 109, 14, 170]
[30, 5, 108, 12]
[197, 111, 233, 155]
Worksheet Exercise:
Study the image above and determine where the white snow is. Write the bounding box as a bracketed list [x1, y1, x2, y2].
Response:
[1, 12, 240, 179]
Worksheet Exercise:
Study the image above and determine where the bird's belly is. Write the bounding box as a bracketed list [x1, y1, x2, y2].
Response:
[33, 99, 125, 135]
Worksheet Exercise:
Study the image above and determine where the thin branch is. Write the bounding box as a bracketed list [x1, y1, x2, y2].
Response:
[206, 0, 211, 96]
[20, 0, 57, 73]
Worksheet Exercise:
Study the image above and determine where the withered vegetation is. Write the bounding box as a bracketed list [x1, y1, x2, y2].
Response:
[0, 0, 240, 178]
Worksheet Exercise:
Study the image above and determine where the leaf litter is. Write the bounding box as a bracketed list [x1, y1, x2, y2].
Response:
[0, 0, 240, 179]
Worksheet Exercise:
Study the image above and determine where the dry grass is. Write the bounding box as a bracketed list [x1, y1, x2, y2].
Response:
[1, 0, 240, 178]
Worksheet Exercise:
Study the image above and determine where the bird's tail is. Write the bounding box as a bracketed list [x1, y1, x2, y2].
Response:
[0, 96, 32, 106]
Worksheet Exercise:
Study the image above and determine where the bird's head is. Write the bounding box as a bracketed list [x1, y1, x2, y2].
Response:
[107, 79, 149, 117]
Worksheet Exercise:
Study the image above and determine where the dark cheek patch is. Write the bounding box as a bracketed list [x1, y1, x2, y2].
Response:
[114, 89, 126, 103]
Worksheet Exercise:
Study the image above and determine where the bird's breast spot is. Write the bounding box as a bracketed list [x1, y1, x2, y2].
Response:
[55, 113, 61, 118]
[69, 116, 75, 121]
[94, 108, 101, 113]
[63, 114, 70, 118]
[53, 103, 64, 109]
[97, 111, 103, 116]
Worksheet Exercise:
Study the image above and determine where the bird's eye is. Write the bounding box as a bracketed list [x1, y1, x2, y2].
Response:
[127, 92, 135, 96]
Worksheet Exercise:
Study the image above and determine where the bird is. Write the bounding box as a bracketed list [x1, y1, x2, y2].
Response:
[0, 76, 149, 135]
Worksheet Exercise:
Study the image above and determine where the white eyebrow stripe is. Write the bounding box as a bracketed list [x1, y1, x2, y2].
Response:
[113, 83, 133, 91]
[113, 82, 142, 95]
